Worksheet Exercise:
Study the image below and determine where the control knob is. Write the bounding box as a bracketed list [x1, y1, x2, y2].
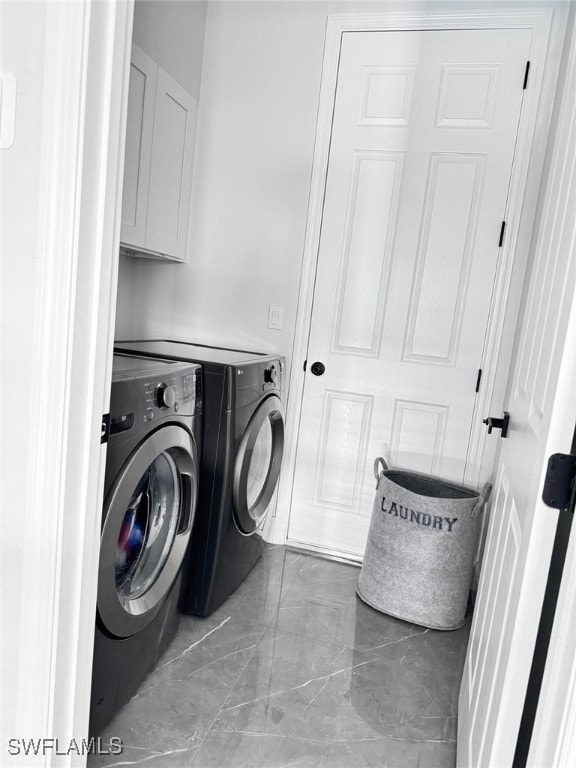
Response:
[156, 383, 176, 409]
[264, 365, 277, 384]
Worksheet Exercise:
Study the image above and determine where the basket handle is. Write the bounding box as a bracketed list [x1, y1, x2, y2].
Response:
[373, 456, 389, 483]
[472, 482, 492, 517]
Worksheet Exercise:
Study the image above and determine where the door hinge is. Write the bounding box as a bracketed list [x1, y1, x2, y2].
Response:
[303, 359, 307, 372]
[542, 453, 576, 511]
[101, 413, 111, 444]
[499, 221, 506, 247]
[523, 61, 531, 90]
[475, 368, 483, 393]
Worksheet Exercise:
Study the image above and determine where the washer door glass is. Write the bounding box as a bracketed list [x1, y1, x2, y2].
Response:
[98, 425, 199, 638]
[233, 395, 284, 534]
[116, 451, 180, 599]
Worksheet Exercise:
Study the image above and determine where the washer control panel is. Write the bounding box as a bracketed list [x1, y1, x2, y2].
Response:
[137, 362, 202, 425]
[111, 356, 202, 441]
[156, 382, 176, 409]
[182, 371, 198, 403]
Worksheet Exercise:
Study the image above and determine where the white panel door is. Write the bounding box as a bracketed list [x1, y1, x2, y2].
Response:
[458, 41, 576, 765]
[146, 68, 197, 261]
[288, 28, 532, 557]
[120, 45, 157, 250]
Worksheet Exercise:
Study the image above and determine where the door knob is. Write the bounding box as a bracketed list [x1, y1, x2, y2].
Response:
[483, 411, 510, 438]
[310, 361, 325, 376]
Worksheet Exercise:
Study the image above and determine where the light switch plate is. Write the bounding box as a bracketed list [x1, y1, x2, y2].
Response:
[268, 305, 284, 330]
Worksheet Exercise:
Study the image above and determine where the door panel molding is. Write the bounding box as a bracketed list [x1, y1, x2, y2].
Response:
[403, 152, 486, 367]
[331, 150, 404, 357]
[389, 399, 449, 475]
[313, 390, 374, 512]
[268, 5, 567, 552]
[358, 65, 417, 126]
[436, 64, 501, 129]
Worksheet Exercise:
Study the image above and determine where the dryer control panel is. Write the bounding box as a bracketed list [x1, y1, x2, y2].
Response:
[261, 360, 283, 393]
[233, 357, 285, 409]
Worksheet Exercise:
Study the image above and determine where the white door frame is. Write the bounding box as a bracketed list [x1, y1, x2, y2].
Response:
[1, 1, 133, 764]
[268, 4, 567, 552]
[525, 17, 576, 763]
[529, 511, 576, 767]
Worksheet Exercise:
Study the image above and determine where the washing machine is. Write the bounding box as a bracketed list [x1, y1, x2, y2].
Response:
[89, 354, 202, 735]
[114, 340, 285, 617]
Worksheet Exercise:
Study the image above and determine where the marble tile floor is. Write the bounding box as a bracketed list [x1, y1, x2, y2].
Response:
[91, 546, 470, 768]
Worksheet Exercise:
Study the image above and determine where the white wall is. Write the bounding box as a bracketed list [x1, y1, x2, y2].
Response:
[132, 0, 206, 97]
[1, 1, 132, 758]
[113, 1, 566, 552]
[1, 0, 47, 744]
[117, 0, 552, 368]
[115, 1, 445, 359]
[115, 0, 207, 341]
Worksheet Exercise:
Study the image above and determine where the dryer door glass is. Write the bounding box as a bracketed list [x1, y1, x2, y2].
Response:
[233, 395, 285, 534]
[246, 419, 273, 512]
[116, 451, 180, 599]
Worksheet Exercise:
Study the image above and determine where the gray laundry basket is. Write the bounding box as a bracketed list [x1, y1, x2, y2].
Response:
[357, 458, 491, 630]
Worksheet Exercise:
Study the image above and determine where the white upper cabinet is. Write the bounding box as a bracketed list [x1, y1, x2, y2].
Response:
[121, 45, 156, 251]
[120, 44, 198, 262]
[146, 69, 197, 259]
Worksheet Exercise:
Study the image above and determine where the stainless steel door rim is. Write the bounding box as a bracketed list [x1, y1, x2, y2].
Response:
[98, 424, 198, 638]
[232, 394, 284, 534]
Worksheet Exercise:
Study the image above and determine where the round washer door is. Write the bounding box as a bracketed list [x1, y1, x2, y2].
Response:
[98, 424, 198, 638]
[233, 394, 284, 534]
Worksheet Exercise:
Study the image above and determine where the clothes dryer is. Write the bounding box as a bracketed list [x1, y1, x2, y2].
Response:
[114, 340, 285, 617]
[90, 355, 202, 735]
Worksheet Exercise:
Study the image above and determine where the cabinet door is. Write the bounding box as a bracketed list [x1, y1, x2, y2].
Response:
[120, 45, 157, 249]
[146, 68, 198, 261]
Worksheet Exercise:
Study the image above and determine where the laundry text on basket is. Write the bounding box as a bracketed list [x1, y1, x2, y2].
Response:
[380, 497, 458, 532]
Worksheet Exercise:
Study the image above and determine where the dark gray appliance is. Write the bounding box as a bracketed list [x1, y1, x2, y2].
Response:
[114, 340, 285, 617]
[90, 354, 202, 735]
